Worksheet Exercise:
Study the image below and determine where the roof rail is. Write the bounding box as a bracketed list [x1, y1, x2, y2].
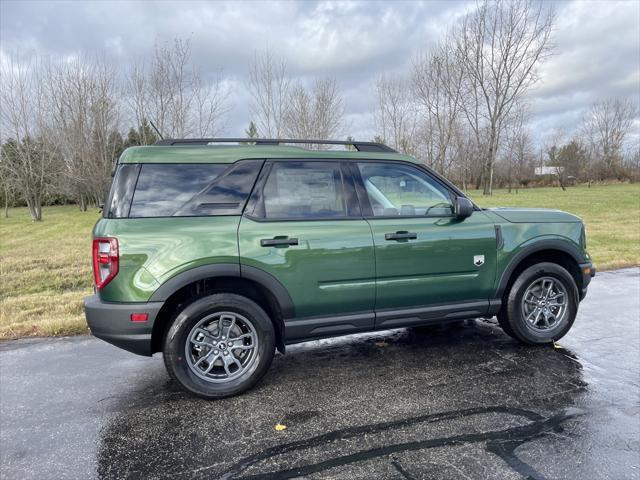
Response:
[153, 138, 397, 153]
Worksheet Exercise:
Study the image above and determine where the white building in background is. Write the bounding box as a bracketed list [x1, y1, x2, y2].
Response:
[534, 166, 564, 176]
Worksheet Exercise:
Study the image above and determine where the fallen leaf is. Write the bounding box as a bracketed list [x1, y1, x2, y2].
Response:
[274, 423, 287, 431]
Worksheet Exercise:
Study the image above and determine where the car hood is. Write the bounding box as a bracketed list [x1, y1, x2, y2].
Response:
[488, 207, 582, 223]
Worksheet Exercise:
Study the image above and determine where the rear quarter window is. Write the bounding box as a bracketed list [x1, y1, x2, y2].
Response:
[108, 161, 263, 218]
[105, 163, 140, 218]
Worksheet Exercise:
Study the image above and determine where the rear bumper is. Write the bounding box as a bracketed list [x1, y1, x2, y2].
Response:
[84, 294, 163, 356]
[579, 263, 596, 301]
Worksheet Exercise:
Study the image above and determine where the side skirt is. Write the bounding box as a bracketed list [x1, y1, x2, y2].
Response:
[375, 299, 495, 329]
[284, 312, 375, 343]
[283, 300, 502, 345]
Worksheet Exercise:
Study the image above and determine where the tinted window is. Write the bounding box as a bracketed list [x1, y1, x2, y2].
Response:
[357, 162, 453, 217]
[173, 161, 263, 216]
[261, 162, 347, 219]
[127, 162, 261, 218]
[106, 164, 140, 218]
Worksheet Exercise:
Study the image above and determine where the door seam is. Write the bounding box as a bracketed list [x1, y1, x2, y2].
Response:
[363, 217, 379, 324]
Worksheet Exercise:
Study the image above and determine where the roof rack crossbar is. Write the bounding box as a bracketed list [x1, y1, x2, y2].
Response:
[153, 138, 397, 153]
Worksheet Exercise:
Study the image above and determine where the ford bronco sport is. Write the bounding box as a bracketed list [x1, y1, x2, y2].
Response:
[85, 138, 595, 399]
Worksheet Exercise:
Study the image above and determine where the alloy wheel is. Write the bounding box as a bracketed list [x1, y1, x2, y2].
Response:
[185, 312, 259, 383]
[521, 276, 568, 332]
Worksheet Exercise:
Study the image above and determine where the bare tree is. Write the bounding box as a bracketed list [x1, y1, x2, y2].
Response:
[47, 55, 122, 209]
[126, 62, 152, 144]
[455, 0, 555, 195]
[0, 169, 16, 217]
[503, 107, 534, 193]
[580, 97, 638, 179]
[128, 38, 230, 139]
[412, 41, 465, 174]
[194, 72, 230, 137]
[449, 123, 480, 190]
[543, 128, 569, 190]
[247, 48, 290, 137]
[623, 138, 640, 182]
[283, 77, 344, 144]
[312, 78, 345, 141]
[0, 54, 60, 221]
[374, 74, 418, 155]
[283, 84, 313, 140]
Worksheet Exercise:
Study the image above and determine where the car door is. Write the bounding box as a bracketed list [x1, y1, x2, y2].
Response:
[353, 161, 498, 328]
[238, 160, 376, 341]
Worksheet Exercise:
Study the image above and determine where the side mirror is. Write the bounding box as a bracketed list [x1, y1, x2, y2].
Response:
[455, 196, 474, 220]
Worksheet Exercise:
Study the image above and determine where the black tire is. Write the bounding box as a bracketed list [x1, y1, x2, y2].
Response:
[497, 262, 579, 345]
[163, 293, 276, 399]
[496, 306, 516, 338]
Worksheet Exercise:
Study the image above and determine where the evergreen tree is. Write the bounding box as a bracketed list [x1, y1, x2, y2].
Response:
[246, 121, 259, 139]
[241, 121, 259, 145]
[124, 120, 159, 148]
[345, 136, 356, 151]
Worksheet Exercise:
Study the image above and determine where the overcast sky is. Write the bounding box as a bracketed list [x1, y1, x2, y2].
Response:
[1, 0, 639, 145]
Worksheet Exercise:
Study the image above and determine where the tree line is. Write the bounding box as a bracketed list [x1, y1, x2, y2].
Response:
[1, 0, 638, 221]
[372, 0, 638, 192]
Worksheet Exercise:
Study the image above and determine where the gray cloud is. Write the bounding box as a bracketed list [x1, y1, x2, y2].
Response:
[528, 0, 640, 140]
[1, 0, 638, 144]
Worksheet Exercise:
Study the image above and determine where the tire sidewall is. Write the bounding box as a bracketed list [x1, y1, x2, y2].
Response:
[506, 262, 579, 344]
[164, 294, 275, 399]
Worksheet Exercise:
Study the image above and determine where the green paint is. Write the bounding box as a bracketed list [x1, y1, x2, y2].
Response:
[93, 145, 592, 323]
[238, 217, 376, 318]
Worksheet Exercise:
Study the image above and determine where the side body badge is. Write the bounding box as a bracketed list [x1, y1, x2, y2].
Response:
[474, 255, 485, 267]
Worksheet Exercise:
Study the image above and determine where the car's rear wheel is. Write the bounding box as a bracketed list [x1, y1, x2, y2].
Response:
[498, 262, 579, 345]
[163, 293, 275, 399]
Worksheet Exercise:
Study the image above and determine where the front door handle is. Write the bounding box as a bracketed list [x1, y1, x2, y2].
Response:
[385, 231, 418, 241]
[260, 236, 299, 247]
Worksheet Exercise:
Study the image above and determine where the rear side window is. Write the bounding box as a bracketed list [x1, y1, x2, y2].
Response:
[123, 161, 262, 218]
[171, 161, 263, 216]
[259, 161, 347, 219]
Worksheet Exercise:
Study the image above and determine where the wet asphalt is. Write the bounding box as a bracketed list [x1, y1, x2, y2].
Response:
[1, 268, 639, 480]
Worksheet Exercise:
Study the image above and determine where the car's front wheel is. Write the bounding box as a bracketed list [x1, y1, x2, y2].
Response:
[163, 293, 276, 399]
[498, 262, 579, 345]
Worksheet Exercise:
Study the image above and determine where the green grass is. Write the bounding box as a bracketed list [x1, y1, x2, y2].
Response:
[0, 184, 638, 339]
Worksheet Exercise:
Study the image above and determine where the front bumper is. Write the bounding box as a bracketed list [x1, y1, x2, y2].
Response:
[84, 295, 163, 356]
[579, 263, 596, 300]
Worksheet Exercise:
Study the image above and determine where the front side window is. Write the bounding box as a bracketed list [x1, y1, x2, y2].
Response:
[260, 162, 347, 219]
[357, 162, 453, 217]
[129, 161, 261, 218]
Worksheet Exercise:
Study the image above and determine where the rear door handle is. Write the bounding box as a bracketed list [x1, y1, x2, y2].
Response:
[384, 231, 418, 241]
[260, 236, 299, 247]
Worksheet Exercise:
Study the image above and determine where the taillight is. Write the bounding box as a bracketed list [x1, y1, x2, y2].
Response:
[92, 237, 119, 290]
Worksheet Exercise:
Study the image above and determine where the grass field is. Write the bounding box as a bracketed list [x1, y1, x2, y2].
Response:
[1, 184, 638, 339]
[1, 206, 97, 339]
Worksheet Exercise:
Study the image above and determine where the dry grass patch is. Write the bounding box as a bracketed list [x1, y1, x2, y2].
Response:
[0, 290, 89, 337]
[1, 206, 97, 339]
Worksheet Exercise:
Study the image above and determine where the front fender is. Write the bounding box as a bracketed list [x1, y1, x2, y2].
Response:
[494, 234, 587, 299]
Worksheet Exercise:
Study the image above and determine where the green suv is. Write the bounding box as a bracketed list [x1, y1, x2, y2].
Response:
[85, 138, 595, 398]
